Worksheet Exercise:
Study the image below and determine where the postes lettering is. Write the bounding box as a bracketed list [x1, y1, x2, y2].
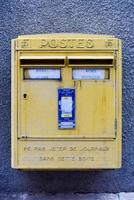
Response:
[40, 39, 94, 48]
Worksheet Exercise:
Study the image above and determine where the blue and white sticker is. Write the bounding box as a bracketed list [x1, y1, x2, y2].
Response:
[58, 88, 75, 129]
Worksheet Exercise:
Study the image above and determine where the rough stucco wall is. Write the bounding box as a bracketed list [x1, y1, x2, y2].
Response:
[0, 0, 134, 193]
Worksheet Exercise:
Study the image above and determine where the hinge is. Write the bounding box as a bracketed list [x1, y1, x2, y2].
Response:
[114, 52, 117, 70]
[114, 118, 118, 136]
[19, 136, 28, 139]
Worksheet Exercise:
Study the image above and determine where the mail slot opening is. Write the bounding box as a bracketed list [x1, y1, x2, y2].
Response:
[20, 59, 64, 66]
[20, 56, 65, 66]
[72, 68, 110, 80]
[68, 56, 114, 66]
[24, 68, 61, 80]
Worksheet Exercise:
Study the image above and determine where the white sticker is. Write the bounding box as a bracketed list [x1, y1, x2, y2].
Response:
[26, 69, 61, 79]
[73, 69, 105, 80]
[61, 96, 73, 118]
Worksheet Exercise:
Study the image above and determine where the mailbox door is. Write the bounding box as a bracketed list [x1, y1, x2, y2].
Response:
[19, 62, 78, 138]
[70, 55, 116, 139]
[76, 79, 115, 138]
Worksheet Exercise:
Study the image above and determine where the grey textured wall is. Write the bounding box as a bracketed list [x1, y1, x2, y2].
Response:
[0, 0, 134, 193]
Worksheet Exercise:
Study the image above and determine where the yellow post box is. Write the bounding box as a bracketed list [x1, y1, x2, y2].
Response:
[11, 34, 122, 170]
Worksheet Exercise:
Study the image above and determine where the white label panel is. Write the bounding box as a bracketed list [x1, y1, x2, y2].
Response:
[73, 69, 105, 80]
[61, 96, 73, 118]
[24, 69, 61, 80]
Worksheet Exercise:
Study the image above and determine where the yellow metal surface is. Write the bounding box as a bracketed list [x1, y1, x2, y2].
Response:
[11, 34, 122, 170]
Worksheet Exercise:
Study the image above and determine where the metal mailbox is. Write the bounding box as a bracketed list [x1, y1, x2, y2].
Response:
[11, 34, 122, 169]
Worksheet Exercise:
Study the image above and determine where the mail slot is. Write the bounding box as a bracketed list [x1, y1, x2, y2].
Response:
[11, 34, 122, 169]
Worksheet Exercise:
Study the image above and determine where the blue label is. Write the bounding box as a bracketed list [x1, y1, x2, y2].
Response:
[58, 88, 75, 129]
